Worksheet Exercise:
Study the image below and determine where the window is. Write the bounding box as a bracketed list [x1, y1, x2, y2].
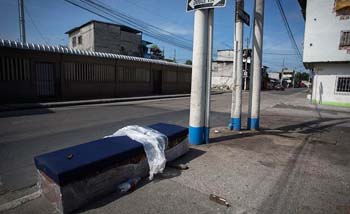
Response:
[72, 37, 77, 47]
[339, 31, 350, 48]
[336, 76, 350, 93]
[78, 36, 82, 45]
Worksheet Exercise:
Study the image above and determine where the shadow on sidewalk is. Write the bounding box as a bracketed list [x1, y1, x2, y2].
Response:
[210, 117, 350, 144]
[76, 148, 205, 214]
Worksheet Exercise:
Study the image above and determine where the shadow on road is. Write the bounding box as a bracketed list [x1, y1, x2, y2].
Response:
[0, 108, 54, 118]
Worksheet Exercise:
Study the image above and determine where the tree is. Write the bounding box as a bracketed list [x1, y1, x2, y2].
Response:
[150, 45, 164, 59]
[185, 60, 192, 65]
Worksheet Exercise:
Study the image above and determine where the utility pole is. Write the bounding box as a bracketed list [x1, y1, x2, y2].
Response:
[173, 49, 176, 62]
[229, 0, 244, 131]
[248, 0, 264, 130]
[189, 9, 209, 145]
[204, 9, 214, 144]
[18, 0, 26, 43]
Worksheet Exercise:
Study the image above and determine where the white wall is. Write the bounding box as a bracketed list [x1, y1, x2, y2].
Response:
[68, 24, 94, 51]
[211, 61, 235, 89]
[268, 72, 280, 80]
[312, 63, 350, 105]
[303, 0, 350, 63]
[217, 50, 234, 61]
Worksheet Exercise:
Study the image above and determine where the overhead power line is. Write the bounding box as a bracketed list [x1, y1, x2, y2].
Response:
[274, 0, 302, 61]
[24, 6, 49, 45]
[63, 0, 193, 51]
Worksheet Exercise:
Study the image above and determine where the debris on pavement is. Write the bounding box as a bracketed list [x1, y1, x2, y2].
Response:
[209, 194, 230, 207]
[214, 130, 221, 134]
[168, 163, 189, 170]
[118, 177, 141, 193]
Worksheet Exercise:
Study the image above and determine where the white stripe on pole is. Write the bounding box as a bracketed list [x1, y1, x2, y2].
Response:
[189, 9, 209, 145]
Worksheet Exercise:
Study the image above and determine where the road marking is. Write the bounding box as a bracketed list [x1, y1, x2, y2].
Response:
[0, 190, 41, 213]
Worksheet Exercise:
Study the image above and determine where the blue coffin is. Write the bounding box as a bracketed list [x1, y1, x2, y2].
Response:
[34, 123, 188, 185]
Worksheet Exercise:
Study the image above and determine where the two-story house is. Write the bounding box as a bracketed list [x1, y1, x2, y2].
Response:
[66, 20, 142, 57]
[299, 0, 350, 107]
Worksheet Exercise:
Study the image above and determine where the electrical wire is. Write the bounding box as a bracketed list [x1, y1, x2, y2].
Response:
[63, 0, 193, 51]
[24, 6, 49, 45]
[274, 0, 302, 61]
[83, 0, 192, 45]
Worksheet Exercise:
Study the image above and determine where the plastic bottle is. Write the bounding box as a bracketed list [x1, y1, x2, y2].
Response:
[118, 177, 141, 193]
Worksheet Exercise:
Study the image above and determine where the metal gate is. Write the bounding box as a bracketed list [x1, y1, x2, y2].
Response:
[153, 70, 162, 94]
[35, 63, 55, 97]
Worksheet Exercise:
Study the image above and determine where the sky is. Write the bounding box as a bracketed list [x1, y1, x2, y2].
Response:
[0, 0, 306, 71]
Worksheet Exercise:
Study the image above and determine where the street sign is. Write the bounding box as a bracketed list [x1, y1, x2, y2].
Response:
[237, 7, 250, 26]
[243, 70, 248, 77]
[186, 0, 226, 12]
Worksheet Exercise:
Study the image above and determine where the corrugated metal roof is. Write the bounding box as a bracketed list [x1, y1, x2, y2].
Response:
[0, 39, 191, 69]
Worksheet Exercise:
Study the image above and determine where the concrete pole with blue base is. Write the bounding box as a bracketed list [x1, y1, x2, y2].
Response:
[189, 9, 209, 145]
[204, 9, 214, 144]
[248, 0, 264, 130]
[229, 0, 244, 131]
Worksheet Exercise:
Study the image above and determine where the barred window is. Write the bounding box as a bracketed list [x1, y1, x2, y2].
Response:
[78, 36, 82, 45]
[340, 31, 350, 48]
[72, 37, 77, 47]
[0, 57, 31, 81]
[336, 76, 350, 93]
[119, 66, 150, 82]
[64, 63, 114, 82]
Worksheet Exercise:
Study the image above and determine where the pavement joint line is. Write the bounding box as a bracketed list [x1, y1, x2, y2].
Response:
[0, 190, 41, 213]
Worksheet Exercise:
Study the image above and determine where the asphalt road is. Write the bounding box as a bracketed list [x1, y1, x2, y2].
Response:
[0, 88, 339, 194]
[1, 88, 349, 214]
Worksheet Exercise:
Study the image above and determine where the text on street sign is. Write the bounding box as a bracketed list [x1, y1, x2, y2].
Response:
[187, 0, 226, 12]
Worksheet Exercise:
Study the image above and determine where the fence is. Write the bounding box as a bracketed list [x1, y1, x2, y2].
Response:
[0, 40, 191, 103]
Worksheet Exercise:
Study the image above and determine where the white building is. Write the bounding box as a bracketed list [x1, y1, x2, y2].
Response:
[212, 49, 251, 89]
[268, 72, 281, 81]
[299, 0, 350, 107]
[281, 69, 295, 88]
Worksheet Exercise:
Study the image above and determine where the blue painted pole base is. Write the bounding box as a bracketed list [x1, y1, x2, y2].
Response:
[189, 126, 205, 145]
[247, 118, 259, 130]
[228, 118, 241, 131]
[204, 127, 210, 144]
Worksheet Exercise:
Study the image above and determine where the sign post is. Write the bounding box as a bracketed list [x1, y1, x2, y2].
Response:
[248, 0, 265, 130]
[230, 0, 250, 131]
[188, 0, 226, 145]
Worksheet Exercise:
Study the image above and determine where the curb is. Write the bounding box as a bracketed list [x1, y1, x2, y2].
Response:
[0, 191, 41, 213]
[0, 92, 223, 112]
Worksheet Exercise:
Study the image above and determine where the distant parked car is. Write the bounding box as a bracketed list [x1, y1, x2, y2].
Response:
[274, 84, 285, 91]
